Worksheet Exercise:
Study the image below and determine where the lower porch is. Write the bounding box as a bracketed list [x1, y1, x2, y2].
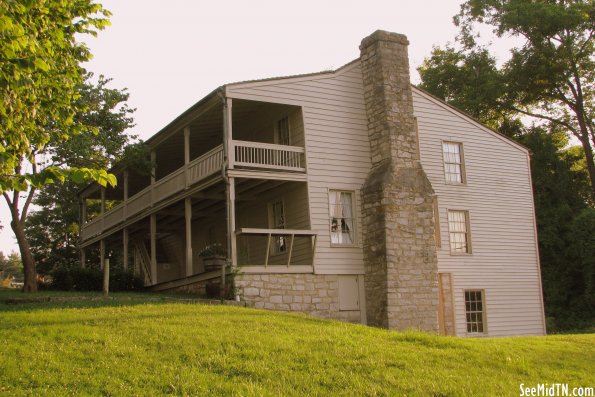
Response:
[81, 178, 317, 290]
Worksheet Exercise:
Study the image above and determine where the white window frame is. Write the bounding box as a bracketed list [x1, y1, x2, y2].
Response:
[447, 210, 472, 254]
[268, 200, 286, 254]
[274, 116, 290, 146]
[329, 190, 356, 246]
[464, 289, 487, 335]
[442, 141, 466, 184]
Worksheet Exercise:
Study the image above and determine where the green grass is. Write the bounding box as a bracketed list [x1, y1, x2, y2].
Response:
[1, 290, 593, 396]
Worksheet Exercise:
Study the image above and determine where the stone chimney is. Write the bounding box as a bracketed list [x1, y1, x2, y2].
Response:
[359, 30, 438, 331]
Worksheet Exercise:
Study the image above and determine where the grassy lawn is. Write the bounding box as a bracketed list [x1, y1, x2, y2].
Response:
[1, 289, 593, 396]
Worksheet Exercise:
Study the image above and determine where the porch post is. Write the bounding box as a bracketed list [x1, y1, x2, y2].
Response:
[99, 239, 105, 271]
[123, 228, 129, 272]
[185, 197, 193, 276]
[224, 98, 234, 168]
[227, 177, 237, 269]
[150, 150, 156, 206]
[184, 127, 191, 188]
[100, 187, 106, 232]
[79, 197, 87, 269]
[123, 170, 129, 218]
[80, 248, 86, 269]
[150, 213, 157, 284]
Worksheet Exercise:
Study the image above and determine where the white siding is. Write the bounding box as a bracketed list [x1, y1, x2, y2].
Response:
[413, 88, 545, 337]
[226, 62, 545, 336]
[227, 62, 370, 275]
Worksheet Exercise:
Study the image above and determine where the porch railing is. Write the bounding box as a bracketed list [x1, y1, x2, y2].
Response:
[81, 141, 307, 241]
[236, 228, 317, 267]
[232, 140, 305, 172]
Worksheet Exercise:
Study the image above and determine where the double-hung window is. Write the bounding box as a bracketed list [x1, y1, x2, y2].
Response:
[447, 210, 471, 254]
[329, 190, 354, 245]
[465, 289, 486, 334]
[443, 142, 465, 184]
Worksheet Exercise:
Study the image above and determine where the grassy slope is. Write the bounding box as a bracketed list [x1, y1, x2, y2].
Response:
[0, 291, 593, 396]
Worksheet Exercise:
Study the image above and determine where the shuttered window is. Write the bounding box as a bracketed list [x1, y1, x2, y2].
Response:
[448, 210, 471, 254]
[443, 142, 465, 184]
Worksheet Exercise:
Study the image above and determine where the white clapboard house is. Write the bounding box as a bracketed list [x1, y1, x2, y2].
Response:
[78, 30, 546, 336]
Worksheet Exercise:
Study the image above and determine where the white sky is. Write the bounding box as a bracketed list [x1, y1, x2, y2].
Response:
[0, 0, 516, 255]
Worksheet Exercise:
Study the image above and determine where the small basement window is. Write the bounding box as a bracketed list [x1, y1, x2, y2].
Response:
[465, 289, 486, 334]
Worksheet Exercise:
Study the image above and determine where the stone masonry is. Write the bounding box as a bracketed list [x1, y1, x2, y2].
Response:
[359, 30, 439, 331]
[236, 274, 361, 323]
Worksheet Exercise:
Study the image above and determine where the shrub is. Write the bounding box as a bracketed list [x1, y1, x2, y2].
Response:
[48, 266, 143, 292]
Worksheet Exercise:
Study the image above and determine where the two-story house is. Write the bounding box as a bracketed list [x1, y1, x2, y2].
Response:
[78, 30, 546, 336]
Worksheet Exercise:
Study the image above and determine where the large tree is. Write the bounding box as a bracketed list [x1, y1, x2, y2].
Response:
[26, 74, 135, 276]
[1, 1, 116, 291]
[454, 0, 595, 201]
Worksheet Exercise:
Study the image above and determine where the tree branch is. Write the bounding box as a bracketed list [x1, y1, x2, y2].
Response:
[20, 187, 36, 224]
[511, 106, 577, 133]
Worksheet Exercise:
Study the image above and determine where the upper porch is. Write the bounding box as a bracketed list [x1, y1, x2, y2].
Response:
[79, 96, 308, 244]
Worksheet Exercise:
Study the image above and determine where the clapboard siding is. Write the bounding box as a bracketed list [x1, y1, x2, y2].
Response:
[413, 88, 545, 336]
[228, 62, 369, 275]
[226, 62, 544, 336]
[236, 183, 312, 267]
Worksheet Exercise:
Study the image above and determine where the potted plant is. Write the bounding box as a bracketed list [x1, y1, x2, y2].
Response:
[199, 243, 227, 272]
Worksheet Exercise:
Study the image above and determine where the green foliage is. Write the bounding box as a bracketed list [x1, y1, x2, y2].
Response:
[0, 297, 593, 395]
[418, 46, 510, 130]
[516, 128, 593, 330]
[198, 243, 227, 257]
[0, 0, 112, 192]
[25, 74, 135, 277]
[0, 251, 23, 281]
[454, 0, 595, 200]
[566, 208, 595, 323]
[47, 266, 143, 292]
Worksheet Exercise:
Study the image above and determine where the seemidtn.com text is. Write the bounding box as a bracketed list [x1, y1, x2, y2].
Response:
[520, 384, 594, 397]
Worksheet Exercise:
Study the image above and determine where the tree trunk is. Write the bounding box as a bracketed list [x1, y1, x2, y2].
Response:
[578, 134, 595, 203]
[10, 219, 37, 292]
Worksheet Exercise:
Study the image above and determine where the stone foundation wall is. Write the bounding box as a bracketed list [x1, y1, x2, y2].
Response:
[236, 273, 362, 323]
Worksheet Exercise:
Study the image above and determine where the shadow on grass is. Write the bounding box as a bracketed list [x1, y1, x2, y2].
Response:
[0, 289, 216, 313]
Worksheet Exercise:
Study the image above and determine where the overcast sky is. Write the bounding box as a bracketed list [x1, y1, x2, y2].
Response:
[1, 0, 517, 255]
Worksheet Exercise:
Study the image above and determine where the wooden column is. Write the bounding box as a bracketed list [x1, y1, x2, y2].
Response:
[99, 239, 105, 271]
[79, 198, 87, 269]
[123, 228, 129, 272]
[150, 150, 156, 206]
[184, 127, 191, 188]
[223, 98, 234, 168]
[80, 248, 86, 269]
[227, 177, 237, 270]
[123, 170, 129, 218]
[150, 213, 157, 284]
[185, 197, 193, 276]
